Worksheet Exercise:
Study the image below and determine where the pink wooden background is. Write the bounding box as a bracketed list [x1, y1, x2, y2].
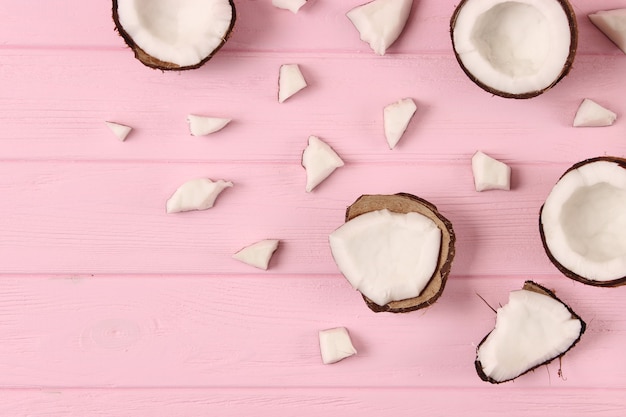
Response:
[1, 0, 625, 415]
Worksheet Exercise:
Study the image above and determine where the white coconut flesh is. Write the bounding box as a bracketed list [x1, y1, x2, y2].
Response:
[302, 136, 344, 192]
[541, 160, 626, 282]
[384, 98, 417, 150]
[273, 0, 307, 14]
[166, 178, 233, 214]
[572, 99, 617, 127]
[329, 209, 442, 306]
[476, 287, 583, 383]
[471, 151, 511, 191]
[187, 115, 231, 136]
[452, 0, 572, 95]
[233, 239, 280, 270]
[116, 0, 234, 67]
[105, 121, 132, 141]
[589, 9, 626, 55]
[278, 64, 308, 103]
[319, 327, 357, 365]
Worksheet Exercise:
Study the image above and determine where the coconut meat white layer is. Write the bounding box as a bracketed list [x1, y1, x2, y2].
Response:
[471, 151, 511, 191]
[542, 160, 626, 281]
[329, 209, 442, 306]
[589, 9, 626, 55]
[117, 0, 233, 67]
[233, 239, 280, 270]
[384, 98, 417, 149]
[453, 0, 571, 94]
[477, 288, 582, 382]
[166, 178, 233, 213]
[319, 327, 357, 364]
[302, 136, 344, 192]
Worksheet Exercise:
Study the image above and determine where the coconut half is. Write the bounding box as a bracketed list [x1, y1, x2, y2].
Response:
[113, 0, 236, 70]
[451, 0, 577, 98]
[540, 157, 626, 287]
[475, 281, 585, 384]
[329, 193, 455, 313]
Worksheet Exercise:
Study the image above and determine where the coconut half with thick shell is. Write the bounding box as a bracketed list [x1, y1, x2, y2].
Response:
[540, 157, 626, 287]
[329, 193, 455, 313]
[113, 0, 236, 70]
[450, 0, 577, 98]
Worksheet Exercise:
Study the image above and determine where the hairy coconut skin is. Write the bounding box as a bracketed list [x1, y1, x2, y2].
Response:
[539, 156, 626, 287]
[450, 0, 578, 99]
[475, 280, 586, 384]
[112, 0, 236, 71]
[341, 193, 456, 313]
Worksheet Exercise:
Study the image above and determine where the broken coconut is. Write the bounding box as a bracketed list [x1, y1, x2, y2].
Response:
[278, 64, 308, 103]
[346, 0, 413, 55]
[329, 193, 455, 313]
[187, 114, 231, 136]
[451, 0, 578, 98]
[384, 98, 417, 150]
[166, 178, 232, 214]
[319, 327, 357, 364]
[233, 239, 280, 270]
[589, 9, 626, 55]
[112, 0, 236, 70]
[471, 151, 511, 192]
[540, 157, 626, 287]
[105, 121, 132, 142]
[475, 281, 585, 384]
[572, 99, 617, 127]
[302, 136, 344, 192]
[273, 0, 307, 14]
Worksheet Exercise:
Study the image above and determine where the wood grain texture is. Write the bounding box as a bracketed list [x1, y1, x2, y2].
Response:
[1, 0, 626, 415]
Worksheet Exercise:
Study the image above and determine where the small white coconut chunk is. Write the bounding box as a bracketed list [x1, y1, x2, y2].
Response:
[166, 178, 233, 214]
[471, 151, 511, 192]
[384, 98, 417, 149]
[302, 136, 344, 192]
[329, 209, 442, 306]
[589, 9, 626, 54]
[233, 239, 280, 270]
[319, 327, 357, 364]
[573, 99, 617, 127]
[187, 115, 231, 136]
[278, 64, 308, 103]
[272, 0, 307, 13]
[476, 288, 583, 383]
[541, 160, 626, 282]
[105, 121, 132, 142]
[346, 0, 413, 55]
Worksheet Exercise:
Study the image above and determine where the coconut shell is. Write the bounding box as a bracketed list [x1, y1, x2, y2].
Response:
[539, 156, 626, 287]
[475, 280, 586, 384]
[342, 193, 456, 313]
[450, 0, 578, 99]
[112, 0, 236, 71]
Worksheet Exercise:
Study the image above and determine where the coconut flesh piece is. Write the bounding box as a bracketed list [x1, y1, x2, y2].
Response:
[540, 157, 626, 286]
[572, 99, 617, 127]
[451, 0, 577, 98]
[589, 9, 626, 54]
[319, 327, 357, 364]
[278, 64, 308, 103]
[330, 194, 455, 313]
[471, 151, 511, 191]
[302, 136, 344, 192]
[384, 98, 417, 150]
[187, 115, 231, 136]
[105, 121, 132, 142]
[346, 0, 413, 55]
[166, 178, 233, 214]
[273, 0, 307, 14]
[113, 0, 236, 70]
[475, 281, 585, 384]
[233, 239, 280, 270]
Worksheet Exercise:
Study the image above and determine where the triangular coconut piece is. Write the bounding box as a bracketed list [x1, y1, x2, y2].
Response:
[589, 9, 626, 54]
[471, 151, 511, 191]
[187, 115, 231, 136]
[278, 64, 308, 103]
[105, 121, 133, 141]
[346, 0, 413, 55]
[573, 99, 617, 127]
[302, 136, 344, 192]
[330, 193, 455, 313]
[273, 0, 307, 14]
[166, 178, 233, 213]
[384, 98, 417, 149]
[475, 281, 585, 384]
[233, 239, 280, 270]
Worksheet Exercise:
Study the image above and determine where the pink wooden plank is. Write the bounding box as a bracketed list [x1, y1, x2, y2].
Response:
[0, 0, 622, 56]
[0, 275, 622, 388]
[0, 160, 595, 275]
[0, 51, 624, 163]
[0, 387, 623, 417]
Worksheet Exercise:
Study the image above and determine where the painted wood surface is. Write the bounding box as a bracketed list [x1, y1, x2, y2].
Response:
[1, 0, 625, 415]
